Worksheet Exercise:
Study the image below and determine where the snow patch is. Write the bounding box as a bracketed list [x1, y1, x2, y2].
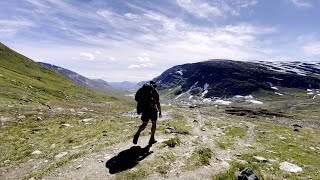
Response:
[190, 81, 198, 89]
[234, 95, 253, 99]
[214, 100, 232, 105]
[125, 93, 135, 97]
[189, 95, 193, 99]
[275, 92, 283, 96]
[271, 87, 278, 90]
[270, 76, 284, 81]
[201, 90, 208, 98]
[174, 93, 185, 100]
[307, 92, 314, 95]
[203, 98, 212, 103]
[176, 70, 183, 75]
[203, 83, 209, 90]
[307, 89, 312, 92]
[246, 100, 263, 104]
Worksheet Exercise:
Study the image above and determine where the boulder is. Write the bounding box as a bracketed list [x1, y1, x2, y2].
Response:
[238, 168, 259, 180]
[279, 162, 302, 173]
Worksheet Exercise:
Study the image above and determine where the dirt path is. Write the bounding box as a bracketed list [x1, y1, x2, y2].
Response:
[43, 109, 256, 180]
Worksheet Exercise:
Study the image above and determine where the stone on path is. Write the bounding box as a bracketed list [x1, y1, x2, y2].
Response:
[279, 162, 302, 173]
[79, 118, 96, 123]
[253, 156, 267, 162]
[55, 152, 68, 159]
[31, 150, 42, 155]
[61, 124, 71, 128]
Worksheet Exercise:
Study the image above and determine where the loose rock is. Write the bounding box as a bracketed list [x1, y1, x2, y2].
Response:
[238, 168, 259, 180]
[17, 115, 26, 120]
[61, 124, 71, 128]
[238, 160, 248, 165]
[292, 124, 302, 128]
[279, 162, 302, 172]
[31, 150, 42, 155]
[253, 156, 267, 162]
[55, 152, 68, 159]
[79, 118, 96, 123]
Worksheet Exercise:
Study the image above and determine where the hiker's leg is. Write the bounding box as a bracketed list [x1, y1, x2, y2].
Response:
[151, 120, 156, 136]
[149, 120, 157, 144]
[138, 121, 148, 133]
[133, 121, 148, 144]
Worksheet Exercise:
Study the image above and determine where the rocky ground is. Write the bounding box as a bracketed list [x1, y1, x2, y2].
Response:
[1, 101, 320, 180]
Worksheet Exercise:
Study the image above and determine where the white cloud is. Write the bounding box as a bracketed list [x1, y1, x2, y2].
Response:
[224, 24, 277, 35]
[176, 0, 222, 18]
[124, 13, 140, 20]
[233, 0, 258, 8]
[138, 56, 151, 62]
[291, 0, 313, 8]
[140, 63, 154, 67]
[94, 50, 102, 55]
[1, 1, 284, 81]
[80, 52, 95, 61]
[303, 42, 320, 55]
[97, 10, 114, 18]
[128, 64, 141, 69]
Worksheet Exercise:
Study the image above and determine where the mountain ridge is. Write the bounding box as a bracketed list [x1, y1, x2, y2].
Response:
[38, 62, 125, 97]
[154, 59, 320, 101]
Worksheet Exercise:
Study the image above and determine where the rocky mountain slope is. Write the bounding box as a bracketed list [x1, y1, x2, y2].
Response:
[154, 60, 320, 104]
[38, 62, 125, 97]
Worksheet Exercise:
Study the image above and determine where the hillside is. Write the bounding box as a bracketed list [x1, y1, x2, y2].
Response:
[38, 62, 125, 97]
[0, 42, 114, 103]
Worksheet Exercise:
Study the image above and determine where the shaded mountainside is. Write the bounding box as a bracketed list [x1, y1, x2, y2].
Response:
[154, 59, 320, 98]
[38, 62, 125, 97]
[0, 42, 112, 102]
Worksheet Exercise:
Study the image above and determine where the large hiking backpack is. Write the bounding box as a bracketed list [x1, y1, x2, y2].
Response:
[135, 83, 155, 115]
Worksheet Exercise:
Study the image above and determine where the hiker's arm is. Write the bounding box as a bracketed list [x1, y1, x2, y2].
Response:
[157, 101, 162, 118]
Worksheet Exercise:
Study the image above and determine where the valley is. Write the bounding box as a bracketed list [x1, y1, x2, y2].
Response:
[1, 42, 319, 180]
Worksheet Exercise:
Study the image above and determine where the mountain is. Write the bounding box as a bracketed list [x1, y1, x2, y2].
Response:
[0, 42, 109, 103]
[92, 79, 139, 90]
[154, 59, 320, 102]
[38, 62, 125, 97]
[105, 81, 138, 90]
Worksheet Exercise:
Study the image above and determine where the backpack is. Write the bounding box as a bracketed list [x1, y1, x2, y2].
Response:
[135, 83, 156, 114]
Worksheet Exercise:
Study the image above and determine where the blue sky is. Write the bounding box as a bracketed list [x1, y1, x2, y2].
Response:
[1, 0, 320, 82]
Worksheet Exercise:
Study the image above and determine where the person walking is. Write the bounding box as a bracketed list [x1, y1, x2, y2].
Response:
[133, 81, 162, 145]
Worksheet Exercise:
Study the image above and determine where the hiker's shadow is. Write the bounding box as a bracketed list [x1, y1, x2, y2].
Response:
[106, 144, 153, 174]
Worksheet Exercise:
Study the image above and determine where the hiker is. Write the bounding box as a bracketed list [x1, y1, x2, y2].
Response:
[133, 81, 162, 145]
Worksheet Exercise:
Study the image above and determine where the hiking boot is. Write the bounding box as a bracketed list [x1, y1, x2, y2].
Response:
[148, 136, 157, 145]
[133, 132, 140, 144]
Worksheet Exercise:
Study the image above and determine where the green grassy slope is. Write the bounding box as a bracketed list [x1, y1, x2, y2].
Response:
[0, 42, 112, 103]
